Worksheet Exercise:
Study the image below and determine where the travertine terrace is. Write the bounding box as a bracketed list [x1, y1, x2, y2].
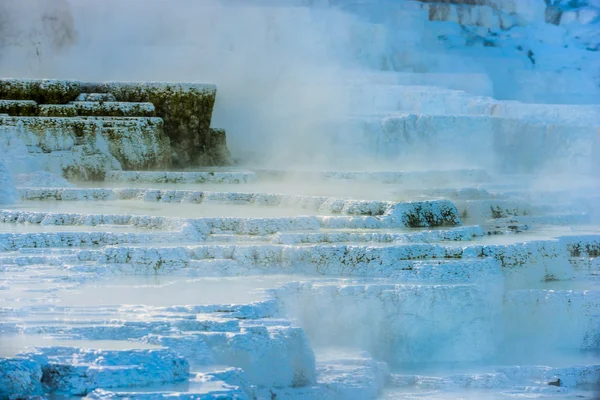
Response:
[0, 79, 229, 179]
[0, 0, 599, 399]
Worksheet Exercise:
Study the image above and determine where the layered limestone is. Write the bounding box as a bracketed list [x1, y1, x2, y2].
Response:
[0, 189, 598, 399]
[11, 348, 189, 396]
[351, 84, 600, 125]
[79, 81, 229, 166]
[336, 114, 599, 174]
[38, 101, 156, 118]
[105, 170, 257, 184]
[15, 188, 461, 228]
[0, 79, 231, 177]
[0, 115, 167, 179]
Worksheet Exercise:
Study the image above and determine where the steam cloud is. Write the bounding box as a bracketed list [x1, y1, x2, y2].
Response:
[0, 0, 366, 169]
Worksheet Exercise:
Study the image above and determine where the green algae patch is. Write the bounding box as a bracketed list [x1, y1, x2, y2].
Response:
[393, 200, 462, 228]
[0, 79, 231, 173]
[0, 100, 38, 116]
[38, 104, 78, 118]
[0, 115, 170, 179]
[81, 81, 229, 167]
[97, 117, 171, 170]
[198, 128, 231, 166]
[0, 79, 81, 104]
[39, 102, 156, 118]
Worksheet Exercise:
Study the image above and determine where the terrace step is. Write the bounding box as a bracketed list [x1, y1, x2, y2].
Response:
[75, 93, 117, 102]
[0, 99, 38, 116]
[329, 113, 599, 174]
[0, 115, 169, 178]
[14, 347, 189, 396]
[38, 101, 156, 118]
[347, 83, 600, 124]
[388, 363, 600, 390]
[105, 170, 257, 184]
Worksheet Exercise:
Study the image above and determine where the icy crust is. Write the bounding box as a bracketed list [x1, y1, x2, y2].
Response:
[0, 301, 317, 397]
[0, 161, 17, 204]
[0, 209, 321, 236]
[0, 208, 596, 284]
[0, 240, 500, 278]
[16, 188, 461, 227]
[85, 389, 248, 399]
[0, 225, 483, 254]
[313, 350, 388, 400]
[105, 170, 257, 184]
[264, 350, 390, 400]
[0, 210, 185, 230]
[336, 0, 600, 103]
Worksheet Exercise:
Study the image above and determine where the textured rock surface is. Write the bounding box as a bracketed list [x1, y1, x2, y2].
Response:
[0, 161, 17, 204]
[79, 81, 228, 166]
[0, 1, 599, 398]
[0, 115, 168, 179]
[0, 358, 43, 399]
[0, 176, 598, 399]
[0, 79, 231, 173]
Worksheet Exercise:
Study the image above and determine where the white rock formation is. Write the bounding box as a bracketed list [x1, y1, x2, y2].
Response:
[0, 161, 17, 204]
[0, 2, 599, 399]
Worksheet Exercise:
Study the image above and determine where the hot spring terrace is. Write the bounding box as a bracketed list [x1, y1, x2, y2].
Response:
[1, 167, 599, 399]
[2, 0, 600, 395]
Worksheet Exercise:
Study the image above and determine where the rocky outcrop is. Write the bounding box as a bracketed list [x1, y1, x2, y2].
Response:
[0, 79, 231, 179]
[0, 115, 166, 180]
[80, 81, 228, 166]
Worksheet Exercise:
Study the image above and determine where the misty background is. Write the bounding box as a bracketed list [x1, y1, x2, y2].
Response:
[0, 0, 362, 168]
[0, 0, 598, 174]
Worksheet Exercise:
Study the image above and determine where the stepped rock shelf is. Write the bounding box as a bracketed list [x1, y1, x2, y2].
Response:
[0, 79, 230, 179]
[0, 166, 599, 399]
[2, 0, 600, 391]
